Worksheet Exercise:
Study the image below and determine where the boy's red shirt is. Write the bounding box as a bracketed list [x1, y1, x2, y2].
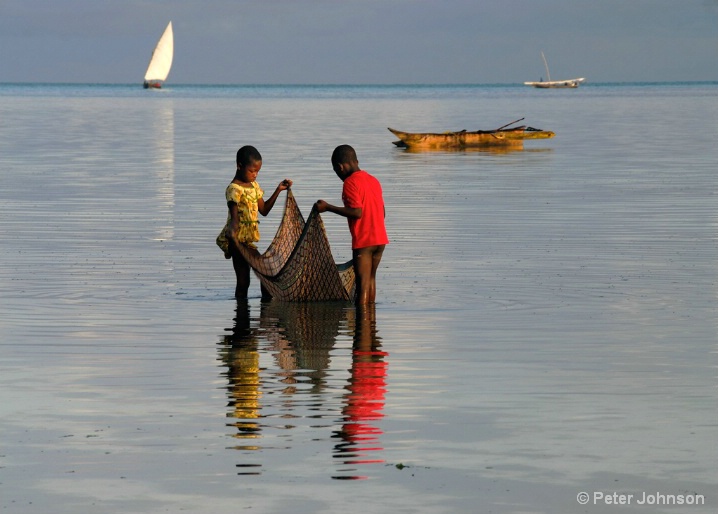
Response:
[341, 170, 389, 250]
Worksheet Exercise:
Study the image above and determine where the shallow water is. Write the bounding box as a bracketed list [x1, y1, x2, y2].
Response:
[1, 83, 716, 513]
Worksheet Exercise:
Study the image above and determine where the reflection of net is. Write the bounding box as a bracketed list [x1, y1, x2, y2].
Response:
[235, 190, 355, 301]
[261, 302, 350, 373]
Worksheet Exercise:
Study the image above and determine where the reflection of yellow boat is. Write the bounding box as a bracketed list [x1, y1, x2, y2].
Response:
[397, 143, 541, 155]
[389, 124, 554, 150]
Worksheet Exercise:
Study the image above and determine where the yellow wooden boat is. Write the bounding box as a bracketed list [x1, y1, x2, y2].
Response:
[388, 122, 554, 150]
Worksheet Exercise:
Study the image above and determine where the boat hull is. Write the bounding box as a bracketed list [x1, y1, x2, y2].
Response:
[143, 80, 163, 89]
[524, 78, 586, 88]
[388, 126, 555, 150]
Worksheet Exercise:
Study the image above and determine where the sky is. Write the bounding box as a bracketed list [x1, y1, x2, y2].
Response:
[1, 0, 716, 85]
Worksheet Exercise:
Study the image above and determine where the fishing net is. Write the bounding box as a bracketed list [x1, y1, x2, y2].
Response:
[234, 190, 355, 302]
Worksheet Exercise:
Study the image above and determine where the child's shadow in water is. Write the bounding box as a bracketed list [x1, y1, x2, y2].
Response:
[217, 300, 388, 479]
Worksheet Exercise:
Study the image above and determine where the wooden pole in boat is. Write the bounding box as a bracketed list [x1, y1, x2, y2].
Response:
[496, 118, 525, 131]
[541, 51, 551, 82]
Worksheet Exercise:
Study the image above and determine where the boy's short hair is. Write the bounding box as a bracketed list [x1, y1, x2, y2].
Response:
[332, 144, 357, 165]
[237, 145, 262, 166]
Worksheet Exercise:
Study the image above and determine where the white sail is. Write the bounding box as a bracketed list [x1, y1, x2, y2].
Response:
[144, 22, 173, 86]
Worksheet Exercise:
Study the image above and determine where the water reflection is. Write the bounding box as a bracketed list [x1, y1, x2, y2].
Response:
[217, 301, 388, 479]
[259, 301, 348, 395]
[332, 304, 388, 480]
[218, 301, 262, 475]
[150, 102, 175, 241]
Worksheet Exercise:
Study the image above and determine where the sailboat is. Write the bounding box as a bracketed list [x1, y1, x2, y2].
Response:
[143, 22, 173, 89]
[524, 51, 585, 89]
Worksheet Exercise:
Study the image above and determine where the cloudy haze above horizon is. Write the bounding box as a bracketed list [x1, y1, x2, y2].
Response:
[1, 0, 716, 85]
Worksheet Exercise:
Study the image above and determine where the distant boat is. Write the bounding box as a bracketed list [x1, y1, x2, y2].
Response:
[143, 22, 173, 89]
[524, 51, 585, 89]
[388, 119, 555, 150]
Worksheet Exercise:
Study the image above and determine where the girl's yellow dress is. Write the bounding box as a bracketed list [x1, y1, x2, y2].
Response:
[216, 182, 264, 258]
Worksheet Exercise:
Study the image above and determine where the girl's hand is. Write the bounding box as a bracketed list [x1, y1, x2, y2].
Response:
[278, 179, 292, 190]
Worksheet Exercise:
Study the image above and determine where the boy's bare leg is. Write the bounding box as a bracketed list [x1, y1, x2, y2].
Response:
[370, 245, 385, 302]
[352, 245, 385, 305]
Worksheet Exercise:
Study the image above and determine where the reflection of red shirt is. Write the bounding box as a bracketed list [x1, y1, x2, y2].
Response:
[345, 358, 387, 423]
[336, 349, 388, 474]
[342, 171, 389, 250]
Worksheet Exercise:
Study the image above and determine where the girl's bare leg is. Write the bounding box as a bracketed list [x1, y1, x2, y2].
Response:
[230, 244, 251, 299]
[260, 282, 272, 302]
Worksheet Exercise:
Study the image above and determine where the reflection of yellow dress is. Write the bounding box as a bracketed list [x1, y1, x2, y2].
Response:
[222, 343, 262, 445]
[216, 182, 264, 256]
[227, 347, 261, 420]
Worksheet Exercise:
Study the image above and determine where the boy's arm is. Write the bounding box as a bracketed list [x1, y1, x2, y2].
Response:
[314, 200, 361, 219]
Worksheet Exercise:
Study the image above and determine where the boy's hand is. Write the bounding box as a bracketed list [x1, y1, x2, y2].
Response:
[278, 179, 292, 190]
[314, 200, 331, 213]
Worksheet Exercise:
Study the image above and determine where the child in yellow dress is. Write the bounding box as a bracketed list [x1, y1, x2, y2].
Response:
[217, 145, 292, 299]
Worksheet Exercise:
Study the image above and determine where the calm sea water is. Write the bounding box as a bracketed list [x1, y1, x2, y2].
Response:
[1, 83, 716, 513]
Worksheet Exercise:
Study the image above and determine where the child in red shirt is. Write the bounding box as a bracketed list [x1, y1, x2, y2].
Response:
[315, 145, 389, 305]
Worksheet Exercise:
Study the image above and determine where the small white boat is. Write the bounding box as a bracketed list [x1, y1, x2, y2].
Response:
[524, 77, 586, 89]
[143, 22, 173, 89]
[524, 51, 585, 89]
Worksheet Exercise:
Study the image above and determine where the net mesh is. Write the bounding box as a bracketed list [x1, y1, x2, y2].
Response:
[235, 190, 355, 302]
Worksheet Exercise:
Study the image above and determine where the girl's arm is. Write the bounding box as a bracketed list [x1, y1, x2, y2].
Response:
[258, 179, 292, 216]
[227, 202, 240, 239]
